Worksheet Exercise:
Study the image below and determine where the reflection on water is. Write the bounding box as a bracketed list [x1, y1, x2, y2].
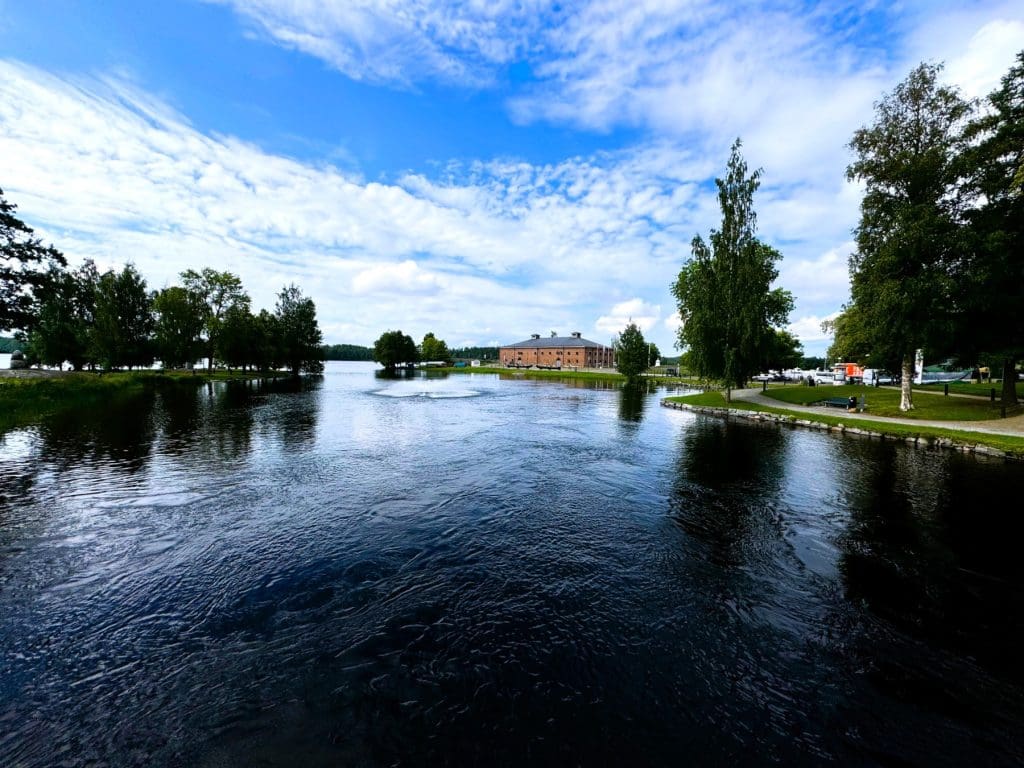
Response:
[617, 380, 652, 422]
[1, 363, 1023, 767]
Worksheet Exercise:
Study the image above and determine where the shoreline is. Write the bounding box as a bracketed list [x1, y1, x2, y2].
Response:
[662, 394, 1024, 461]
[0, 368, 296, 434]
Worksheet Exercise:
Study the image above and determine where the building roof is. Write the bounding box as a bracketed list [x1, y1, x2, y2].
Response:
[503, 335, 609, 349]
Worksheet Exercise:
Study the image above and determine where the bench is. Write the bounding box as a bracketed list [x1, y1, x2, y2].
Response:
[821, 397, 853, 409]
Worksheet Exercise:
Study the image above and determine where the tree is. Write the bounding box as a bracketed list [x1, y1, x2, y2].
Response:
[24, 260, 97, 370]
[180, 268, 249, 370]
[373, 330, 418, 372]
[671, 139, 793, 395]
[152, 285, 206, 369]
[960, 51, 1024, 406]
[251, 309, 281, 372]
[91, 264, 153, 370]
[647, 342, 661, 368]
[420, 332, 452, 365]
[761, 328, 804, 372]
[322, 344, 374, 361]
[275, 283, 324, 376]
[218, 304, 256, 371]
[0, 188, 67, 332]
[846, 62, 971, 411]
[615, 322, 649, 380]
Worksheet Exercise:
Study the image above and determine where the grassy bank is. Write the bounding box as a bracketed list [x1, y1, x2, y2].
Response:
[0, 369, 291, 434]
[439, 365, 710, 387]
[439, 366, 626, 382]
[664, 391, 1024, 456]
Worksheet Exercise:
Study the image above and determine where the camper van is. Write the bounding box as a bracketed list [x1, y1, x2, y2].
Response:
[831, 362, 864, 385]
[861, 368, 894, 386]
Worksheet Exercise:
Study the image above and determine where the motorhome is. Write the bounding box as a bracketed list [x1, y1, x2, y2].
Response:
[862, 368, 894, 386]
[831, 362, 864, 385]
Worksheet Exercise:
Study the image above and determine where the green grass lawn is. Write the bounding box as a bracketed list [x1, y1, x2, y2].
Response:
[912, 380, 1024, 398]
[760, 384, 1015, 420]
[761, 382, 1007, 417]
[663, 391, 1024, 456]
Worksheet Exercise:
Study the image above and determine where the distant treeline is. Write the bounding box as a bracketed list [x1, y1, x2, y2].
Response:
[322, 344, 374, 361]
[321, 343, 498, 362]
[0, 337, 17, 353]
[451, 346, 498, 360]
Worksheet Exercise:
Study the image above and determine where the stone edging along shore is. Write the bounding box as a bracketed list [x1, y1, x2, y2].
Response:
[661, 400, 1019, 462]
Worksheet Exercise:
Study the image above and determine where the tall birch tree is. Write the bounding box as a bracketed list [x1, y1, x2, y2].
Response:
[672, 139, 792, 395]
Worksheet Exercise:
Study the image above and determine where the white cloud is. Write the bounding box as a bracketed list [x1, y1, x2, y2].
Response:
[205, 0, 553, 86]
[788, 311, 841, 352]
[595, 298, 661, 335]
[943, 19, 1024, 98]
[664, 310, 682, 333]
[777, 242, 853, 309]
[6, 1, 1018, 356]
[0, 61, 710, 350]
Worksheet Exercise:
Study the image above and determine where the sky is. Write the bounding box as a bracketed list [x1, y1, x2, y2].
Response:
[1, 1, 1021, 356]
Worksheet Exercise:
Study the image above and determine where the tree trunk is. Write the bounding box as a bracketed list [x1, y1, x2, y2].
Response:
[1002, 356, 1019, 407]
[900, 355, 914, 411]
[726, 386, 731, 403]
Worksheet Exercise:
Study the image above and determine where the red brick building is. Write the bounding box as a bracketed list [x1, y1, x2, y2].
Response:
[499, 332, 615, 369]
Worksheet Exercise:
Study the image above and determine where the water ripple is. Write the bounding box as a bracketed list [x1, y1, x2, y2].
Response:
[1, 364, 1023, 766]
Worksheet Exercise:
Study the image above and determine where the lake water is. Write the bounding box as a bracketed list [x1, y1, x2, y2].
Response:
[1, 361, 1022, 766]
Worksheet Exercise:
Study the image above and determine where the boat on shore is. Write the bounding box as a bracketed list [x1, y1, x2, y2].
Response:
[916, 368, 974, 384]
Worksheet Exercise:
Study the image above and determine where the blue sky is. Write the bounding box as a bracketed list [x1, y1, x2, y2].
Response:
[1, 1, 1022, 356]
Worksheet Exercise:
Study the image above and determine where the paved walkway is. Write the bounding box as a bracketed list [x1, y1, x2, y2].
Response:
[731, 388, 1024, 437]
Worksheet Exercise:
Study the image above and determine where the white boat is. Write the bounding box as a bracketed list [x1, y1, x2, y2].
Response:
[913, 350, 973, 385]
[916, 369, 973, 384]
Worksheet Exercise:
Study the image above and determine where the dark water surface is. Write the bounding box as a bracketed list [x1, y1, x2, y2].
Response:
[2, 362, 1023, 766]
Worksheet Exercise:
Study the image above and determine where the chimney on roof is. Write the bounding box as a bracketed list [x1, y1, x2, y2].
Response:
[531, 333, 540, 340]
[571, 331, 581, 339]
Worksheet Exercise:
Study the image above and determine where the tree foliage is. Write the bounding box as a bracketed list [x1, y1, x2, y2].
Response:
[91, 264, 153, 370]
[821, 307, 872, 366]
[24, 260, 97, 370]
[761, 328, 804, 372]
[180, 268, 249, 371]
[373, 330, 418, 372]
[216, 303, 255, 371]
[0, 188, 67, 332]
[152, 285, 206, 369]
[420, 332, 452, 365]
[323, 344, 374, 361]
[846, 62, 970, 410]
[450, 346, 498, 360]
[647, 342, 661, 367]
[960, 51, 1024, 405]
[615, 322, 649, 380]
[275, 284, 324, 375]
[672, 139, 793, 390]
